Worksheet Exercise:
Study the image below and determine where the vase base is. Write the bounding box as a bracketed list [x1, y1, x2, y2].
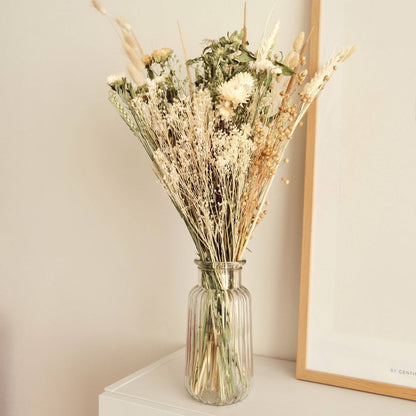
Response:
[185, 382, 250, 406]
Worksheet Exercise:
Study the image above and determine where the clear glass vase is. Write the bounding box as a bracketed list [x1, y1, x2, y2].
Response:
[185, 260, 253, 405]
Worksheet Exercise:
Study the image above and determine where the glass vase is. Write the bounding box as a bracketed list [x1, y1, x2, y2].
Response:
[185, 260, 253, 405]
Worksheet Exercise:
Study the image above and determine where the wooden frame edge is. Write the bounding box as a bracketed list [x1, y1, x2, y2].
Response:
[295, 0, 416, 402]
[297, 368, 416, 401]
[296, 0, 321, 378]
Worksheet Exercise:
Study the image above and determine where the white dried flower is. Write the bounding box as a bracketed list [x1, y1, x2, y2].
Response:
[272, 66, 283, 75]
[107, 73, 126, 86]
[217, 72, 255, 106]
[216, 101, 234, 121]
[251, 59, 282, 75]
[252, 59, 273, 72]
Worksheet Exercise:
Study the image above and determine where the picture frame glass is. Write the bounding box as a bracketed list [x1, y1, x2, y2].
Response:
[303, 0, 416, 392]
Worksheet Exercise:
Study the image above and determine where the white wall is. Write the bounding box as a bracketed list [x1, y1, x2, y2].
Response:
[0, 1, 309, 415]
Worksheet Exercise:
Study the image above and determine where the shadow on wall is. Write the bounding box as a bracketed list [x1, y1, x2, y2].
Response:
[67, 340, 183, 416]
[0, 321, 9, 416]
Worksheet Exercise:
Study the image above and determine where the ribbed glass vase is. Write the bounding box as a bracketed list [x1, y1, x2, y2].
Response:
[185, 260, 253, 405]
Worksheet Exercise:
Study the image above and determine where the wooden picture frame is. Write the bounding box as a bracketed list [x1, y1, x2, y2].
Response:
[296, 0, 416, 401]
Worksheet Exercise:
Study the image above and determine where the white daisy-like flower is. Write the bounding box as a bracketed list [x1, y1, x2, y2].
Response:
[216, 100, 234, 121]
[217, 72, 255, 106]
[107, 73, 127, 86]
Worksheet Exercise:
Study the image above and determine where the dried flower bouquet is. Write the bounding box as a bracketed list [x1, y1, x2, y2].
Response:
[93, 0, 354, 405]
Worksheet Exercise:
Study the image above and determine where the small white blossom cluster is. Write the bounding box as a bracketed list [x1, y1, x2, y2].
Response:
[107, 73, 127, 86]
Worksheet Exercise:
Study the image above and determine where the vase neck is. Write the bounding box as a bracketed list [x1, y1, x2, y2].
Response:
[195, 260, 245, 290]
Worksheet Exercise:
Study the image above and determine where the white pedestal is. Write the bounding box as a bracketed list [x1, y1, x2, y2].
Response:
[99, 349, 416, 415]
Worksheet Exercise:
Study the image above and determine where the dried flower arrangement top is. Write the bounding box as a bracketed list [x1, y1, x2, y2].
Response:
[93, 1, 355, 265]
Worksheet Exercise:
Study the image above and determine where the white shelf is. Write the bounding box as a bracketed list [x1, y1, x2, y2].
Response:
[99, 349, 416, 415]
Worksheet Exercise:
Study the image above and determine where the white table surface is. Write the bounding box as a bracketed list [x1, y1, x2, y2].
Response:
[99, 349, 416, 415]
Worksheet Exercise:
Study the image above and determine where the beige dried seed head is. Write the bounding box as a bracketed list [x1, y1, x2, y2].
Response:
[92, 0, 106, 15]
[115, 17, 131, 31]
[342, 44, 357, 61]
[284, 51, 299, 69]
[123, 29, 138, 51]
[127, 63, 144, 86]
[124, 42, 144, 71]
[293, 32, 305, 51]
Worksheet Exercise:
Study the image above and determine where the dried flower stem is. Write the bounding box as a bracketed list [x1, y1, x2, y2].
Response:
[177, 21, 194, 96]
[242, 2, 247, 43]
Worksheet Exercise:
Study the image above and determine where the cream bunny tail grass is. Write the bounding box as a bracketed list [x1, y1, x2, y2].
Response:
[91, 0, 106, 15]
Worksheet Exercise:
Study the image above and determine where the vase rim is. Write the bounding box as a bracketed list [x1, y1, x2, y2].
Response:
[194, 259, 246, 270]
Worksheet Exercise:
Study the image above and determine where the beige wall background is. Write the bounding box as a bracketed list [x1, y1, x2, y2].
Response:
[0, 1, 310, 415]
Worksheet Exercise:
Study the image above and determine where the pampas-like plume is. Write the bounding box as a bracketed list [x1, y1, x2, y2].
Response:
[256, 21, 280, 61]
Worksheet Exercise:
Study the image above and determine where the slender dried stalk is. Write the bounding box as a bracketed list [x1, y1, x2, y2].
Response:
[177, 21, 194, 97]
[242, 2, 247, 43]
